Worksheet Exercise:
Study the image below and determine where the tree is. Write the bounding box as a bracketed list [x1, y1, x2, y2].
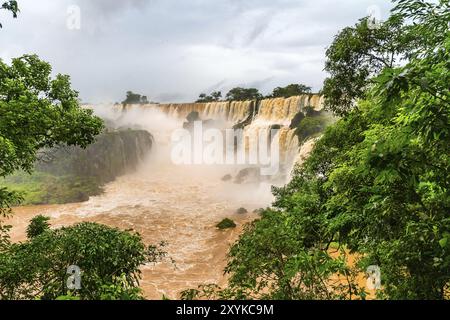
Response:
[210, 91, 222, 101]
[196, 91, 222, 103]
[0, 54, 104, 218]
[141, 95, 149, 104]
[322, 14, 412, 116]
[26, 215, 50, 239]
[0, 221, 166, 300]
[0, 0, 18, 28]
[225, 87, 262, 101]
[269, 84, 312, 98]
[122, 91, 149, 105]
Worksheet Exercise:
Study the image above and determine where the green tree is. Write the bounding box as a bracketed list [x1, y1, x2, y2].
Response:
[0, 222, 166, 300]
[210, 91, 222, 101]
[122, 91, 149, 105]
[322, 14, 411, 116]
[269, 84, 312, 98]
[0, 54, 104, 218]
[225, 87, 262, 101]
[26, 215, 50, 239]
[196, 91, 222, 103]
[0, 0, 18, 28]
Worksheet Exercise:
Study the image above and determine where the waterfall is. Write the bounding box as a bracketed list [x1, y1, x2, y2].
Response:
[133, 100, 252, 123]
[88, 94, 323, 177]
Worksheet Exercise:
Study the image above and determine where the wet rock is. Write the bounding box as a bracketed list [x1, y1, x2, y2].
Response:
[234, 167, 261, 184]
[186, 111, 200, 122]
[221, 174, 232, 182]
[236, 207, 248, 215]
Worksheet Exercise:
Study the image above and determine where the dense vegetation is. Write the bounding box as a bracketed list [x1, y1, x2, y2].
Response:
[122, 91, 150, 105]
[289, 107, 334, 143]
[0, 130, 153, 205]
[0, 53, 104, 212]
[269, 84, 312, 98]
[0, 218, 166, 300]
[184, 0, 449, 300]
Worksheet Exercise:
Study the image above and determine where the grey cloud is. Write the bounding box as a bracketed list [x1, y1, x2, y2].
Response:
[74, 0, 149, 17]
[1, 0, 395, 103]
[154, 92, 188, 103]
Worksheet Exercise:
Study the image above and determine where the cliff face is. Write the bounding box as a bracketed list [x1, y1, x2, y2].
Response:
[37, 130, 153, 184]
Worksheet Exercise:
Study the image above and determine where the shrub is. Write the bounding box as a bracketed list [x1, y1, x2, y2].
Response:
[26, 215, 50, 239]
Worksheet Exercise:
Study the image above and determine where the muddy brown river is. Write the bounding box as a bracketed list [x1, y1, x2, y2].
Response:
[6, 162, 272, 299]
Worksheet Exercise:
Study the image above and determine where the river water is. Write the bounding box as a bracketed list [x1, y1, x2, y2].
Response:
[8, 160, 274, 299]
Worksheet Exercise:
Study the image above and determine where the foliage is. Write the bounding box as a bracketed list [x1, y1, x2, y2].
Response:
[122, 91, 149, 105]
[98, 274, 145, 300]
[0, 0, 18, 28]
[1, 172, 103, 205]
[289, 109, 334, 142]
[1, 130, 152, 205]
[26, 215, 50, 239]
[225, 87, 262, 101]
[0, 54, 104, 217]
[196, 91, 222, 103]
[0, 222, 166, 300]
[289, 111, 305, 129]
[294, 113, 331, 142]
[269, 84, 312, 98]
[322, 0, 449, 117]
[322, 15, 410, 116]
[216, 218, 236, 230]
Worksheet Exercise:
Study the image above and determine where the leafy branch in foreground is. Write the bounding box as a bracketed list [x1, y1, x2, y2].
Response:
[0, 221, 167, 300]
[0, 54, 104, 216]
[0, 1, 18, 28]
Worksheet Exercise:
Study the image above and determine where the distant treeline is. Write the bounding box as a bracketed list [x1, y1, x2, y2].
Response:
[195, 83, 313, 103]
[118, 83, 314, 105]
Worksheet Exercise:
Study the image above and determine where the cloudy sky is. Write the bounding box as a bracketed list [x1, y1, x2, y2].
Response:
[0, 0, 393, 103]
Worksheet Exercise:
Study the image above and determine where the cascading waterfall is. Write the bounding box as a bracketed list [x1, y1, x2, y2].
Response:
[137, 100, 253, 123]
[88, 94, 323, 178]
[243, 94, 323, 173]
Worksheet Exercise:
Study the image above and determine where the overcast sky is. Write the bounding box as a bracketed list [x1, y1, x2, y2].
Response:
[0, 0, 393, 103]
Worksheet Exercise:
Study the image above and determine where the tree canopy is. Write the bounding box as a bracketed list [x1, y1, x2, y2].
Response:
[122, 91, 149, 105]
[0, 54, 104, 216]
[225, 87, 262, 101]
[322, 0, 449, 117]
[269, 84, 312, 98]
[196, 91, 222, 103]
[0, 0, 18, 28]
[0, 221, 166, 300]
